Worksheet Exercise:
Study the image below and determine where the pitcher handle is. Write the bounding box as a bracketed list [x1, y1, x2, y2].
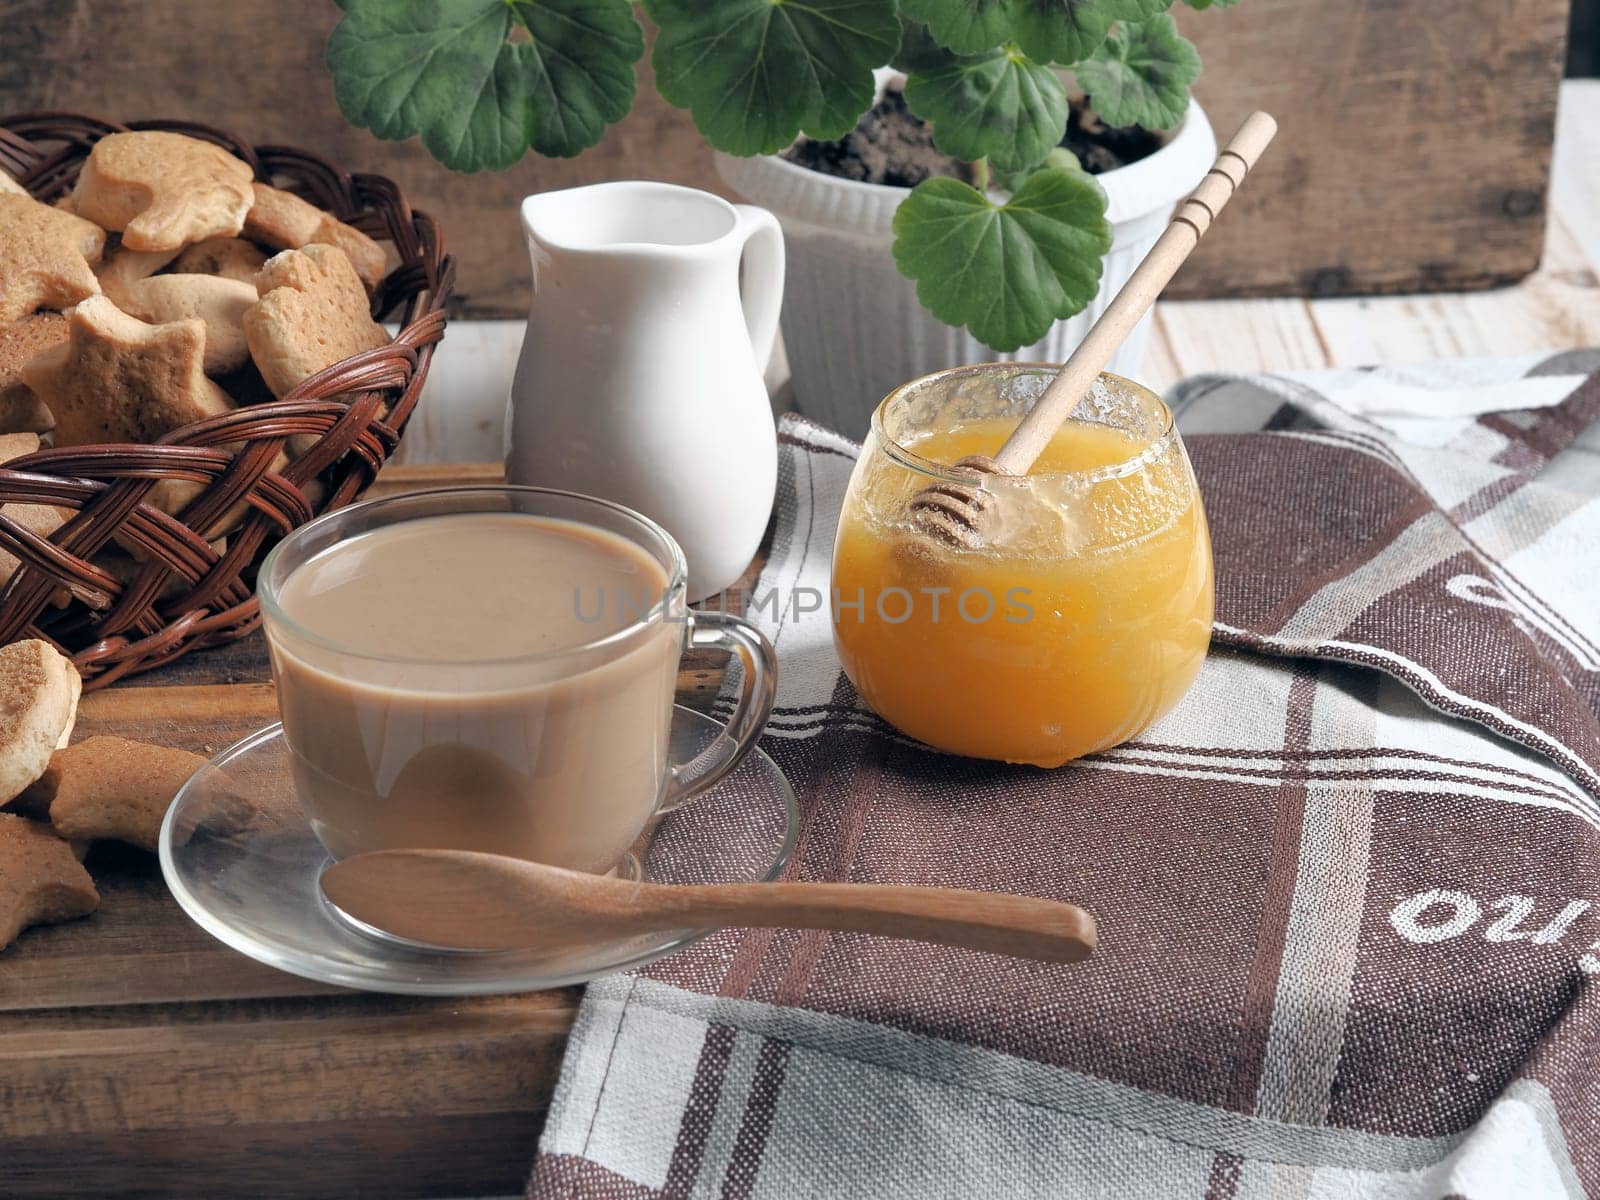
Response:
[659, 610, 778, 813]
[732, 204, 785, 375]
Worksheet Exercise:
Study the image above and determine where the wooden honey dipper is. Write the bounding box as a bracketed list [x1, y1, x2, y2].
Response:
[909, 112, 1278, 548]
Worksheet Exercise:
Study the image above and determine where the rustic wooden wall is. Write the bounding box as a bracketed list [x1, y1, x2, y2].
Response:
[0, 0, 1571, 312]
[1170, 0, 1571, 298]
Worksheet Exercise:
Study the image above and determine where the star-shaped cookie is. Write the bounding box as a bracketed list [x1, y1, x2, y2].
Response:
[21, 295, 235, 447]
[244, 183, 387, 293]
[0, 193, 106, 324]
[244, 243, 389, 398]
[71, 131, 255, 253]
[23, 735, 209, 853]
[0, 814, 98, 950]
[0, 314, 66, 434]
[119, 275, 258, 376]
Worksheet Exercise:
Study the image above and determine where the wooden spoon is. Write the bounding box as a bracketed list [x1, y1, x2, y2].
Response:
[908, 111, 1278, 548]
[320, 848, 1097, 963]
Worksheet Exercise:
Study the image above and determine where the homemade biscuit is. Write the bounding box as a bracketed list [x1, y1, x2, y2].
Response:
[71, 131, 255, 253]
[0, 433, 73, 610]
[0, 314, 66, 434]
[244, 244, 388, 399]
[29, 736, 208, 852]
[95, 245, 181, 309]
[0, 814, 98, 950]
[22, 296, 235, 447]
[244, 183, 386, 293]
[0, 431, 40, 462]
[173, 237, 269, 285]
[118, 274, 257, 376]
[0, 169, 26, 197]
[0, 193, 106, 324]
[0, 639, 81, 806]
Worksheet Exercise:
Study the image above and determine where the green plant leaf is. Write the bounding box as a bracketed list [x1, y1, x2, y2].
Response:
[1183, 0, 1241, 9]
[892, 167, 1112, 351]
[1074, 14, 1199, 129]
[899, 0, 1172, 61]
[645, 0, 899, 156]
[511, 1, 646, 155]
[1008, 0, 1116, 66]
[898, 0, 1016, 54]
[1105, 0, 1175, 19]
[893, 18, 955, 73]
[994, 144, 1100, 192]
[903, 42, 1068, 172]
[326, 0, 643, 170]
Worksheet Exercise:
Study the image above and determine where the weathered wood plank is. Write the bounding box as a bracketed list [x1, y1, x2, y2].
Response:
[1544, 213, 1600, 288]
[1169, 0, 1568, 299]
[0, 844, 341, 1011]
[1151, 297, 1330, 384]
[1307, 269, 1600, 366]
[369, 461, 507, 494]
[394, 322, 524, 466]
[0, 989, 574, 1196]
[1552, 81, 1600, 281]
[1139, 317, 1186, 395]
[0, 1114, 539, 1200]
[1298, 147, 1600, 371]
[0, 992, 574, 1137]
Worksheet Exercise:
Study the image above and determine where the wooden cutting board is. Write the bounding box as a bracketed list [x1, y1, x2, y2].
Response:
[0, 463, 753, 1200]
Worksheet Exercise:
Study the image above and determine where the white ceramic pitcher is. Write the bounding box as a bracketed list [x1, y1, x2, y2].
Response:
[508, 182, 784, 602]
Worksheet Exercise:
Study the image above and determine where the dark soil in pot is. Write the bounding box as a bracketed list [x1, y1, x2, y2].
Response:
[782, 85, 1167, 187]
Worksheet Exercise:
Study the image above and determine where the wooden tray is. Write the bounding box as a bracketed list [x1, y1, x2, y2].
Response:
[0, 462, 751, 1199]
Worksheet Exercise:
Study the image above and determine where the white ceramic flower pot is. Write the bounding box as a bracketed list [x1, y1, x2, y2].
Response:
[715, 97, 1216, 438]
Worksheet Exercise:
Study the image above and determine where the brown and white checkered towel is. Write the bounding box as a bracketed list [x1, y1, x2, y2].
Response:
[528, 350, 1600, 1200]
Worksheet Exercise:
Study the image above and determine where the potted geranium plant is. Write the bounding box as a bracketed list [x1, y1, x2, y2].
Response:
[326, 0, 1234, 434]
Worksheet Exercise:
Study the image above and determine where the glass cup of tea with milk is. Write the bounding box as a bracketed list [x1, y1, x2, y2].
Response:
[258, 487, 776, 876]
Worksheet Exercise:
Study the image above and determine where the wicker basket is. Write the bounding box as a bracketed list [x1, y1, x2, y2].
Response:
[0, 112, 452, 688]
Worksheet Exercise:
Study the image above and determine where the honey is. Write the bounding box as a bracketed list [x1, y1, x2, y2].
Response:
[830, 369, 1213, 767]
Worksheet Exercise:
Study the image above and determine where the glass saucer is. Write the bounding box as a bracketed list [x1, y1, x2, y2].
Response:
[159, 706, 798, 995]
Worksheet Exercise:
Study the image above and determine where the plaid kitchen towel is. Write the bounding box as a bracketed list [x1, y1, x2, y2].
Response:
[528, 350, 1600, 1200]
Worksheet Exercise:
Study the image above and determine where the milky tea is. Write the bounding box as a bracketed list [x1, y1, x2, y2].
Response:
[266, 510, 681, 873]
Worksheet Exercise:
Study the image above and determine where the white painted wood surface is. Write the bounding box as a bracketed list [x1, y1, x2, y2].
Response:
[391, 321, 522, 465]
[401, 82, 1600, 466]
[1552, 80, 1600, 284]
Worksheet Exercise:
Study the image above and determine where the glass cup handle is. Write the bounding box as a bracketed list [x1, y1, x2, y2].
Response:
[659, 610, 778, 813]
